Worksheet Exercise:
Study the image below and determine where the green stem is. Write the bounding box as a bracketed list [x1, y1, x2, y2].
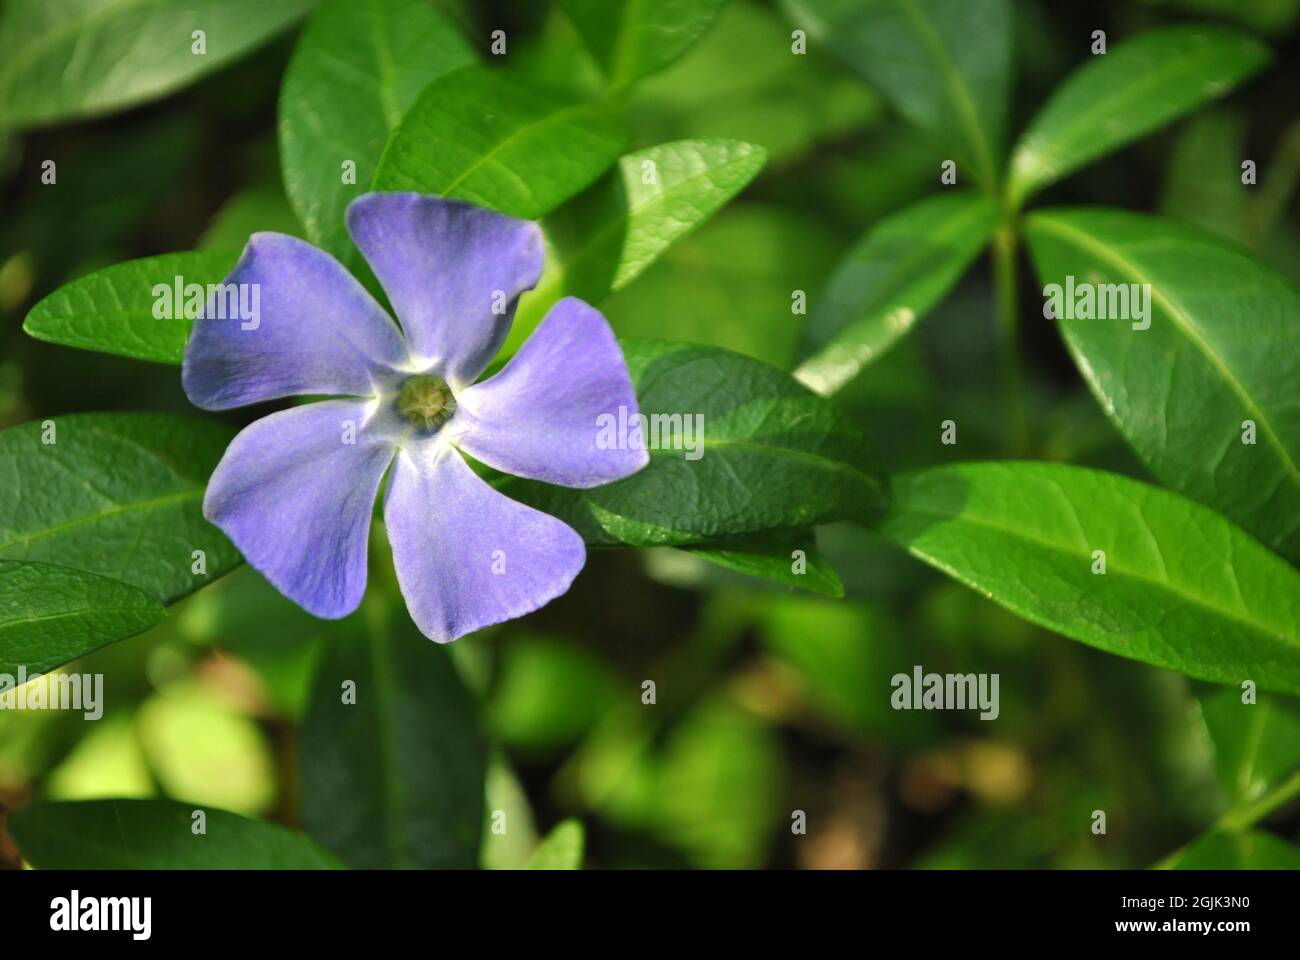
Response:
[1216, 768, 1300, 833]
[1154, 768, 1300, 868]
[992, 221, 1029, 455]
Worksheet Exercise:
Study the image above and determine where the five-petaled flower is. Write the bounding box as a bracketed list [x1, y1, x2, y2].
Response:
[183, 193, 648, 642]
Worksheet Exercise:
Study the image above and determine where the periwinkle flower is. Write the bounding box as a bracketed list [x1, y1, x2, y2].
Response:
[183, 193, 648, 642]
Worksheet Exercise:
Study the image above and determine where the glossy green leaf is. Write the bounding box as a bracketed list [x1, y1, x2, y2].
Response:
[502, 339, 889, 546]
[0, 413, 240, 602]
[783, 0, 1011, 187]
[301, 617, 487, 869]
[373, 65, 626, 219]
[682, 530, 845, 597]
[279, 0, 475, 270]
[796, 191, 1000, 395]
[878, 461, 1300, 692]
[23, 250, 239, 364]
[1007, 26, 1271, 208]
[9, 798, 341, 869]
[509, 139, 767, 352]
[526, 819, 585, 869]
[0, 560, 165, 676]
[558, 0, 726, 88]
[1164, 829, 1300, 869]
[0, 0, 314, 130]
[1024, 208, 1300, 565]
[1198, 687, 1300, 805]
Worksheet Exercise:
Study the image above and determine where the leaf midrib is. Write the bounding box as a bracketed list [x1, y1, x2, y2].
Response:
[649, 433, 884, 499]
[893, 494, 1294, 646]
[1011, 32, 1263, 197]
[897, 0, 997, 187]
[1030, 213, 1300, 497]
[0, 488, 200, 553]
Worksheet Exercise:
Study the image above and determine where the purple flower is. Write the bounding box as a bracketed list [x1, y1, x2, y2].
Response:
[183, 193, 648, 642]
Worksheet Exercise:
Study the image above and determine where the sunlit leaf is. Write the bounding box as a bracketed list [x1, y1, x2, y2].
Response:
[1007, 26, 1271, 208]
[878, 461, 1300, 691]
[24, 250, 239, 364]
[373, 65, 625, 219]
[0, 0, 314, 129]
[1024, 208, 1300, 564]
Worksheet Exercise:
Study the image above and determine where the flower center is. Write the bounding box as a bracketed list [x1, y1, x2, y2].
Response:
[396, 374, 456, 432]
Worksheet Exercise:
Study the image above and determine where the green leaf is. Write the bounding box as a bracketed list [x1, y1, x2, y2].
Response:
[558, 0, 726, 88]
[526, 819, 585, 869]
[1164, 829, 1300, 869]
[783, 0, 1011, 187]
[0, 560, 164, 676]
[508, 139, 767, 353]
[23, 249, 238, 364]
[1023, 208, 1300, 565]
[681, 530, 845, 597]
[501, 339, 889, 546]
[9, 798, 341, 869]
[373, 64, 626, 219]
[301, 617, 487, 869]
[1198, 687, 1300, 806]
[877, 461, 1300, 692]
[0, 0, 315, 130]
[279, 0, 475, 271]
[1007, 26, 1271, 208]
[0, 413, 240, 602]
[796, 191, 1000, 395]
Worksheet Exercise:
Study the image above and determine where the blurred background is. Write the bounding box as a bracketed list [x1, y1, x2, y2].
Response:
[2, 0, 1299, 869]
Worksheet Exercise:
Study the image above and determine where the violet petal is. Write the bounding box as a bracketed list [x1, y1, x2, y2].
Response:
[384, 444, 585, 642]
[183, 233, 407, 410]
[346, 193, 544, 388]
[204, 400, 394, 618]
[454, 297, 649, 488]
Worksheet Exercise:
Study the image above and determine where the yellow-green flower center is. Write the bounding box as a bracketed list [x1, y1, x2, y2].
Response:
[397, 374, 456, 432]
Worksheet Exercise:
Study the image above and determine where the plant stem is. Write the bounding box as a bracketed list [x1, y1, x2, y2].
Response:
[992, 221, 1029, 455]
[1154, 767, 1300, 868]
[1216, 768, 1300, 833]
